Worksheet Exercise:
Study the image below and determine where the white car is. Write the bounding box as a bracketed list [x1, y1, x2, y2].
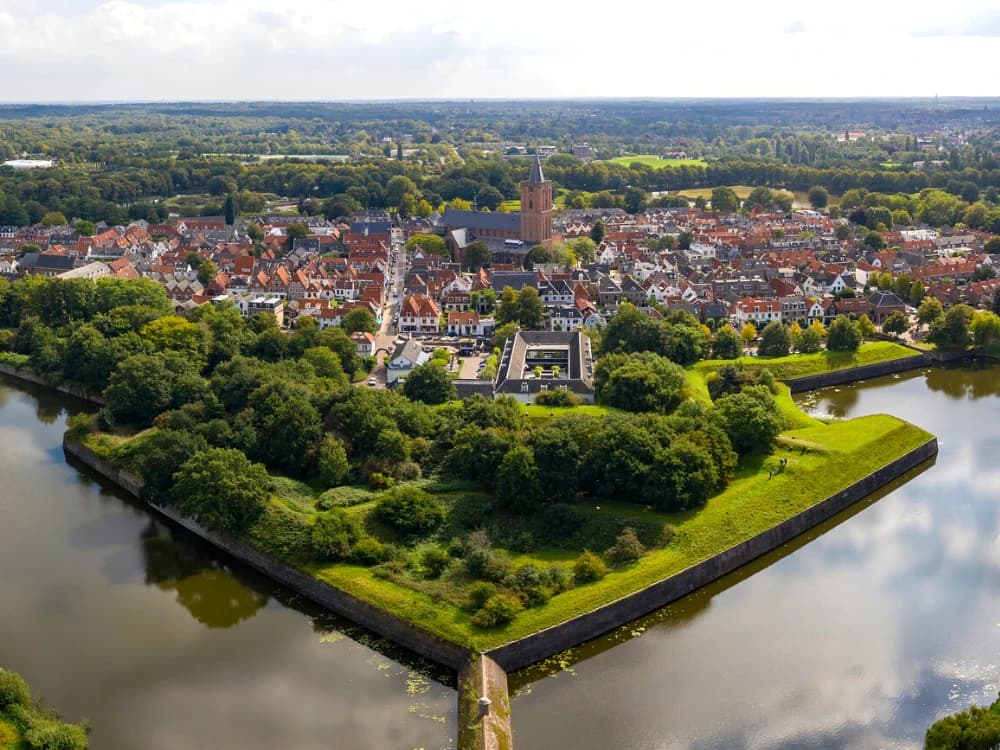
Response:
[367, 377, 377, 386]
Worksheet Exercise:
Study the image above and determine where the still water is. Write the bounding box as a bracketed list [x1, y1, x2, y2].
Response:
[0, 377, 455, 750]
[511, 362, 1000, 749]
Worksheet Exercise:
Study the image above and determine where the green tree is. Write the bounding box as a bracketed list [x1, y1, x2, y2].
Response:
[864, 231, 885, 249]
[916, 296, 944, 327]
[807, 186, 829, 209]
[757, 321, 791, 357]
[385, 175, 418, 207]
[746, 187, 773, 209]
[569, 237, 597, 263]
[857, 314, 876, 338]
[929, 304, 974, 348]
[285, 222, 309, 251]
[882, 310, 909, 337]
[971, 310, 1000, 349]
[712, 325, 741, 359]
[624, 186, 648, 214]
[403, 362, 455, 404]
[341, 307, 377, 334]
[523, 244, 550, 270]
[516, 286, 545, 329]
[172, 448, 271, 534]
[40, 211, 68, 226]
[223, 194, 237, 225]
[75, 220, 95, 236]
[593, 352, 687, 413]
[495, 445, 541, 513]
[405, 233, 448, 257]
[798, 326, 823, 353]
[316, 435, 350, 487]
[590, 219, 606, 245]
[713, 385, 782, 454]
[375, 485, 444, 536]
[826, 315, 862, 351]
[196, 258, 219, 286]
[464, 240, 491, 270]
[710, 186, 740, 213]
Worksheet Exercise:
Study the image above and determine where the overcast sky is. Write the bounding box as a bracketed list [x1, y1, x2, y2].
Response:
[1, 0, 999, 101]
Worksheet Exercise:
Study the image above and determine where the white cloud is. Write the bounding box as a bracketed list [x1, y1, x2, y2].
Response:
[0, 0, 998, 99]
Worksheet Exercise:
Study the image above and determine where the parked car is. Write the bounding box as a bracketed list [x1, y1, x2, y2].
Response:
[367, 377, 377, 386]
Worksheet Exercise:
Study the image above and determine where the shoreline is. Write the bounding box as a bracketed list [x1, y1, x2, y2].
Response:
[3, 359, 944, 750]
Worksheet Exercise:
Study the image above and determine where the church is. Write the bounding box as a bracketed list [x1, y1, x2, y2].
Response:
[442, 154, 553, 265]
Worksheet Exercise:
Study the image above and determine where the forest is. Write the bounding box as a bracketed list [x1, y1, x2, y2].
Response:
[1, 99, 999, 227]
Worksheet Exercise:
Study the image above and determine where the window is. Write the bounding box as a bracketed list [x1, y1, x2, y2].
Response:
[521, 382, 529, 393]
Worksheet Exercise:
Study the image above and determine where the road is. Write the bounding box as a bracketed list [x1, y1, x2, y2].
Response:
[368, 228, 408, 387]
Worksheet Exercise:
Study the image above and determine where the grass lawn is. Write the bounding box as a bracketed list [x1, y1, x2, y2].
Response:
[693, 341, 918, 381]
[310, 413, 931, 650]
[605, 155, 708, 169]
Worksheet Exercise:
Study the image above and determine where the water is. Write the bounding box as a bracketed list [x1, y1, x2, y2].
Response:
[0, 376, 455, 750]
[511, 361, 1000, 750]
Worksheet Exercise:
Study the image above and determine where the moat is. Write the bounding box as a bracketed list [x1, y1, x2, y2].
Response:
[2, 361, 997, 748]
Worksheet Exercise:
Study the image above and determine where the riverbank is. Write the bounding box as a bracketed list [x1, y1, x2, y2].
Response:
[0, 667, 88, 750]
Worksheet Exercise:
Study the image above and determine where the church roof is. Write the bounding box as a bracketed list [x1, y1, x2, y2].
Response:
[528, 153, 545, 184]
[441, 208, 520, 234]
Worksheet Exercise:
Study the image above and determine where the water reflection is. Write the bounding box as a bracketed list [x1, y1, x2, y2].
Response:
[141, 524, 269, 629]
[512, 365, 997, 750]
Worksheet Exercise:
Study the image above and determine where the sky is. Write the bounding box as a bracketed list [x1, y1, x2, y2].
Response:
[0, 0, 999, 101]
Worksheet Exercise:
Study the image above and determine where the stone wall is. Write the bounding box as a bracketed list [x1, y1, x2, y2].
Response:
[783, 354, 930, 393]
[485, 437, 938, 672]
[458, 655, 514, 750]
[0, 364, 104, 404]
[62, 436, 471, 672]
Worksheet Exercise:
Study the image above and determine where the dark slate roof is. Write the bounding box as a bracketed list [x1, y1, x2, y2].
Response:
[350, 221, 391, 235]
[442, 208, 520, 234]
[491, 271, 538, 292]
[19, 253, 74, 271]
[868, 291, 906, 308]
[528, 153, 545, 184]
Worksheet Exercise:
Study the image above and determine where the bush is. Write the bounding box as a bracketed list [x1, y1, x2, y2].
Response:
[534, 389, 584, 407]
[375, 485, 445, 536]
[0, 668, 30, 708]
[471, 593, 523, 628]
[605, 527, 646, 565]
[24, 722, 88, 750]
[573, 550, 608, 583]
[367, 471, 395, 490]
[316, 485, 375, 510]
[468, 581, 497, 609]
[350, 536, 388, 565]
[465, 547, 512, 582]
[310, 510, 363, 561]
[508, 564, 551, 607]
[420, 547, 451, 579]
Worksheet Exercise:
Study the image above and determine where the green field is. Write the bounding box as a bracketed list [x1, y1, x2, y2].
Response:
[313, 412, 930, 649]
[693, 341, 918, 382]
[606, 155, 708, 169]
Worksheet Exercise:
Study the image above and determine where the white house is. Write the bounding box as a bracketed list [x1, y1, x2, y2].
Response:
[387, 339, 430, 384]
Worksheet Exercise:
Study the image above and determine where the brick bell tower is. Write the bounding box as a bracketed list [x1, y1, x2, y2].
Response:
[519, 153, 553, 247]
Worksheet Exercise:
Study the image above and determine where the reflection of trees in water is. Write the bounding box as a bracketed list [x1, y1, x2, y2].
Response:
[924, 361, 1000, 401]
[815, 384, 861, 419]
[140, 523, 268, 629]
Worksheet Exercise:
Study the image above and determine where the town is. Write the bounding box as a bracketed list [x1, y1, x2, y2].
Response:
[2, 151, 998, 402]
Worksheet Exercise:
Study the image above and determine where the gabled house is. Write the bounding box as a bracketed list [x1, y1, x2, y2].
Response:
[387, 339, 431, 384]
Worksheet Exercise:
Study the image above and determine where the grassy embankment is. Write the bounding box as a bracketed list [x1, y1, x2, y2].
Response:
[0, 667, 88, 750]
[75, 341, 931, 652]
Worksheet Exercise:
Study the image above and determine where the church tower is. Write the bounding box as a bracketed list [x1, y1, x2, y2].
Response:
[520, 153, 553, 247]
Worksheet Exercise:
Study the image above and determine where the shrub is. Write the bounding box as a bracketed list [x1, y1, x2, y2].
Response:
[375, 485, 445, 536]
[534, 389, 583, 407]
[0, 668, 30, 708]
[465, 547, 512, 582]
[310, 510, 363, 561]
[508, 564, 550, 607]
[471, 593, 524, 628]
[24, 722, 88, 750]
[350, 536, 388, 565]
[605, 527, 646, 565]
[573, 550, 608, 583]
[367, 471, 395, 490]
[468, 581, 497, 609]
[420, 547, 451, 579]
[247, 504, 313, 563]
